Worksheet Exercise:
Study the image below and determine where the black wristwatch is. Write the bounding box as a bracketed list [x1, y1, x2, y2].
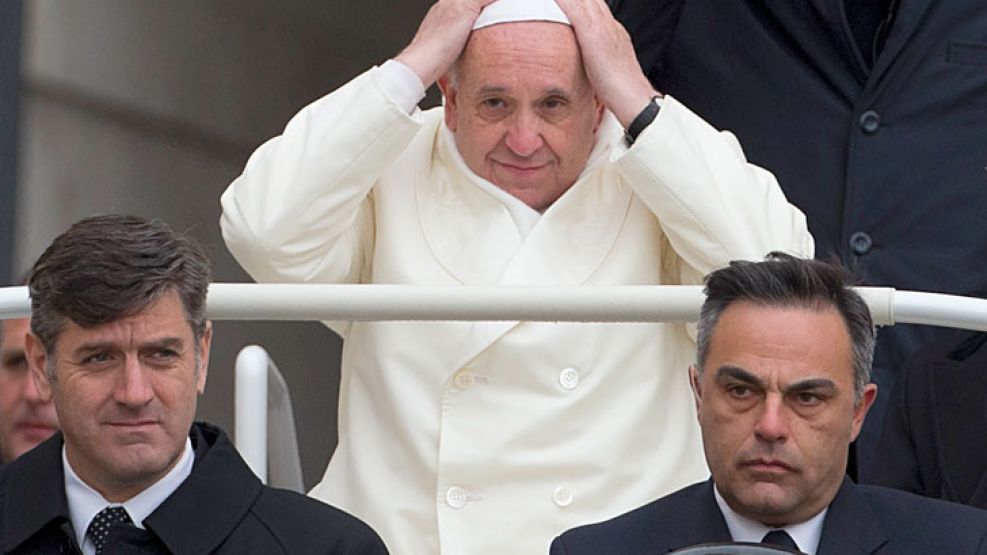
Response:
[624, 95, 661, 146]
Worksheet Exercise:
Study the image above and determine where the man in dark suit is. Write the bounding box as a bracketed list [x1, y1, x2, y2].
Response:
[551, 254, 987, 554]
[610, 0, 987, 480]
[874, 330, 987, 509]
[0, 215, 388, 554]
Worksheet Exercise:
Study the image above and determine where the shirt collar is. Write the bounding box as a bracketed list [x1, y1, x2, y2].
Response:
[63, 438, 194, 553]
[713, 484, 827, 555]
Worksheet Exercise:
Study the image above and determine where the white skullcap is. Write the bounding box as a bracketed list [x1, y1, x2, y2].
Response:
[472, 0, 570, 30]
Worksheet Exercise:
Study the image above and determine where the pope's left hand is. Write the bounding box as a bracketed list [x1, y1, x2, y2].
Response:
[555, 0, 661, 128]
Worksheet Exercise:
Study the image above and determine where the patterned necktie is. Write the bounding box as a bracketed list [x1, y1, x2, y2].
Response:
[761, 529, 800, 552]
[86, 506, 134, 555]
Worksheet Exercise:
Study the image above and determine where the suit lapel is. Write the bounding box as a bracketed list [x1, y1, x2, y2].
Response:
[867, 0, 934, 88]
[816, 478, 888, 554]
[657, 481, 733, 552]
[1, 433, 75, 552]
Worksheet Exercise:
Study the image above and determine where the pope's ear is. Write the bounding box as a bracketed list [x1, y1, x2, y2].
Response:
[437, 75, 458, 132]
[24, 333, 53, 402]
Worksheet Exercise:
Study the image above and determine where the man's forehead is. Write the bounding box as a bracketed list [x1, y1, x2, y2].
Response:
[0, 319, 29, 348]
[458, 22, 582, 84]
[56, 294, 195, 351]
[707, 303, 853, 371]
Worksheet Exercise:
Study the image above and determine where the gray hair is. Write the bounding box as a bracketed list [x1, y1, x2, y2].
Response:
[28, 214, 211, 379]
[695, 252, 876, 401]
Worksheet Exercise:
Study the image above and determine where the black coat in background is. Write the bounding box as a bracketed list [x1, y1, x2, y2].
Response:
[550, 478, 987, 554]
[0, 422, 388, 554]
[611, 0, 987, 478]
[874, 331, 987, 508]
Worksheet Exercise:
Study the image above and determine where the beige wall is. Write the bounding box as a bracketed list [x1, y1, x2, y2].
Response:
[16, 0, 431, 488]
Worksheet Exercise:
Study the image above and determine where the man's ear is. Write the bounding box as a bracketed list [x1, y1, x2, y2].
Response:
[850, 382, 878, 441]
[437, 75, 458, 132]
[24, 333, 53, 402]
[195, 322, 212, 395]
[688, 365, 703, 414]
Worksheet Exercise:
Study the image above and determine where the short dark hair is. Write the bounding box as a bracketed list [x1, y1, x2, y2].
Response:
[695, 252, 875, 400]
[28, 215, 211, 365]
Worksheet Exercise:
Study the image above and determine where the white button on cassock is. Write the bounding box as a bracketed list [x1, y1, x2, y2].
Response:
[446, 486, 468, 509]
[454, 370, 476, 390]
[559, 367, 580, 390]
[552, 486, 574, 507]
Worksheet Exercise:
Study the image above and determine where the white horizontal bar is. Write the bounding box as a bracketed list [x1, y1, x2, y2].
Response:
[2, 283, 985, 331]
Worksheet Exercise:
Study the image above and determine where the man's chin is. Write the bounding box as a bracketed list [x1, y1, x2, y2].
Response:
[732, 485, 801, 523]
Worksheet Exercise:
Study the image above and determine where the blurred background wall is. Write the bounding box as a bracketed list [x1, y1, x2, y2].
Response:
[1, 1, 21, 285]
[8, 0, 435, 489]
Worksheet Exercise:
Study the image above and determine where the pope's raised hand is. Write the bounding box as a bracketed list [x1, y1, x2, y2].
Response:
[395, 0, 498, 89]
[555, 0, 659, 129]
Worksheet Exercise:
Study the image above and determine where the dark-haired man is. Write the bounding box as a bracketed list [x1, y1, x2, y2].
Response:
[0, 315, 58, 463]
[552, 254, 987, 554]
[0, 215, 387, 554]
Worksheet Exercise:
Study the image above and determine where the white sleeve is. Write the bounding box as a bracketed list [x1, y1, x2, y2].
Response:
[611, 95, 815, 283]
[220, 66, 423, 286]
[377, 59, 427, 114]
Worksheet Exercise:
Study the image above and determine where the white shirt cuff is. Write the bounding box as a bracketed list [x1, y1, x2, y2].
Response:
[379, 59, 427, 114]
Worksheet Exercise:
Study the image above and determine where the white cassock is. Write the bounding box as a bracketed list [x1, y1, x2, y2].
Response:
[220, 55, 813, 554]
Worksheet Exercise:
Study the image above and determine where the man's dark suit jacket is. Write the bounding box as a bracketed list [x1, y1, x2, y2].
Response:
[550, 479, 987, 554]
[0, 422, 388, 554]
[610, 0, 987, 477]
[874, 331, 987, 509]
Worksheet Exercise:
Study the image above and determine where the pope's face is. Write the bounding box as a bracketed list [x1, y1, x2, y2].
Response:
[439, 21, 604, 212]
[0, 318, 59, 462]
[691, 302, 876, 526]
[27, 290, 210, 501]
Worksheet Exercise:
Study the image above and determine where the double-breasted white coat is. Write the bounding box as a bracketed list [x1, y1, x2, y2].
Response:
[220, 67, 814, 555]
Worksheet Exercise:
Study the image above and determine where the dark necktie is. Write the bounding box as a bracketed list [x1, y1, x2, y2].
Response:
[87, 506, 134, 555]
[761, 529, 800, 551]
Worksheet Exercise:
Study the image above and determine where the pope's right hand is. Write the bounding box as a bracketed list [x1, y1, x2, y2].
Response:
[395, 0, 498, 88]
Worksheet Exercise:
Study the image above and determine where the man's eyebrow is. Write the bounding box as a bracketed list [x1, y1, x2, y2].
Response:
[781, 378, 838, 395]
[543, 87, 571, 97]
[476, 85, 508, 96]
[0, 351, 26, 367]
[715, 365, 764, 388]
[72, 337, 185, 356]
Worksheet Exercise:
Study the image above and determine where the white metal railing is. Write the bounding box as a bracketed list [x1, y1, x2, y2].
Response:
[6, 283, 987, 482]
[235, 345, 304, 490]
[4, 283, 987, 329]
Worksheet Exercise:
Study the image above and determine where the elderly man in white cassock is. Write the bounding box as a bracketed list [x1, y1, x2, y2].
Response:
[220, 0, 814, 553]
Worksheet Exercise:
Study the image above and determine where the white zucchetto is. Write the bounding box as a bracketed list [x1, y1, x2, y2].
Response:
[472, 0, 571, 30]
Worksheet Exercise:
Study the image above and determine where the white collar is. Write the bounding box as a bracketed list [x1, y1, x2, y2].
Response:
[64, 438, 195, 554]
[440, 124, 542, 237]
[713, 484, 827, 555]
[438, 112, 620, 238]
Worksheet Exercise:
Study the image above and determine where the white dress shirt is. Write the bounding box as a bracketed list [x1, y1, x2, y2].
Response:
[63, 438, 194, 555]
[714, 485, 827, 555]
